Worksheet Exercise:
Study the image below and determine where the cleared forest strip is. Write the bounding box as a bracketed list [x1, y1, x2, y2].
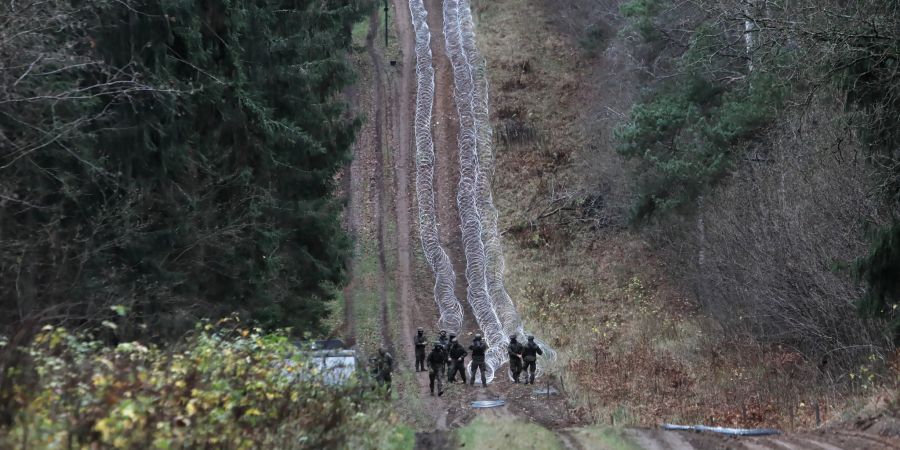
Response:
[409, 0, 465, 336]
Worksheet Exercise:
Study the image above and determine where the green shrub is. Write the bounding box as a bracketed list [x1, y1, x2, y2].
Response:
[1, 322, 394, 449]
[615, 72, 787, 222]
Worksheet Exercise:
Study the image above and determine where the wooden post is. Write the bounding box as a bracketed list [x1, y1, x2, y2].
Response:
[815, 401, 821, 427]
[383, 0, 389, 49]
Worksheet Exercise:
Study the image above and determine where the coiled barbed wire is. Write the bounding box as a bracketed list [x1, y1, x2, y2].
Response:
[458, 0, 520, 339]
[406, 0, 556, 383]
[443, 0, 507, 384]
[456, 0, 558, 378]
[409, 0, 464, 335]
[444, 0, 557, 382]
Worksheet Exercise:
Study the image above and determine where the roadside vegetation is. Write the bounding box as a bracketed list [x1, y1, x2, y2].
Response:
[473, 0, 899, 431]
[0, 321, 407, 449]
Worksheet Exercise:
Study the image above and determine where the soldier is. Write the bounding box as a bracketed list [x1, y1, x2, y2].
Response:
[446, 333, 457, 380]
[447, 336, 468, 383]
[507, 334, 524, 383]
[522, 336, 543, 384]
[427, 341, 446, 396]
[375, 347, 394, 393]
[468, 333, 488, 386]
[438, 329, 449, 349]
[414, 327, 427, 372]
[367, 355, 379, 387]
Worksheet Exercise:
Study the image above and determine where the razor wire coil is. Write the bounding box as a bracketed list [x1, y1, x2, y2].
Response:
[409, 0, 465, 335]
[408, 0, 557, 383]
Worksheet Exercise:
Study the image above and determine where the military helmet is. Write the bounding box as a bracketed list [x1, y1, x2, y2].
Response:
[439, 329, 447, 335]
[527, 335, 535, 341]
[474, 333, 482, 340]
[509, 334, 517, 341]
[379, 347, 387, 355]
[433, 341, 442, 347]
[417, 327, 424, 332]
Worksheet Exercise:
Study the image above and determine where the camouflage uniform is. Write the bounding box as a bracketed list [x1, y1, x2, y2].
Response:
[446, 334, 457, 380]
[522, 336, 543, 384]
[447, 338, 468, 383]
[468, 335, 488, 386]
[414, 328, 427, 372]
[437, 330, 449, 349]
[507, 335, 524, 383]
[427, 342, 446, 396]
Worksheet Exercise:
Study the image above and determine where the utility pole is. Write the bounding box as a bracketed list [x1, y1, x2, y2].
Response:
[384, 0, 389, 48]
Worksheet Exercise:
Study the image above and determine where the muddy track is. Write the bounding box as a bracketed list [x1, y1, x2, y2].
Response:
[366, 6, 394, 352]
[341, 144, 358, 347]
[390, 0, 416, 371]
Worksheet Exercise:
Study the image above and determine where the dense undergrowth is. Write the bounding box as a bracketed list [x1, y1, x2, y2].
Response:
[473, 0, 900, 430]
[0, 321, 405, 449]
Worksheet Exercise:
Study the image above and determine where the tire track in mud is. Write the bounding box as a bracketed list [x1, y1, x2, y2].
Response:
[365, 5, 394, 352]
[341, 141, 359, 347]
[390, 0, 417, 373]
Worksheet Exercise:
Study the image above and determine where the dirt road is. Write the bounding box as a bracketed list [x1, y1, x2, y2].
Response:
[391, 0, 573, 433]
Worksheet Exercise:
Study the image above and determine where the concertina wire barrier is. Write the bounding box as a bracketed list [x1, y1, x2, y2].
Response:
[452, 0, 558, 378]
[409, 0, 556, 383]
[409, 0, 465, 336]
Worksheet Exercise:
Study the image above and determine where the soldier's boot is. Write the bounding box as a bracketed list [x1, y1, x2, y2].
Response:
[529, 371, 536, 384]
[469, 369, 475, 386]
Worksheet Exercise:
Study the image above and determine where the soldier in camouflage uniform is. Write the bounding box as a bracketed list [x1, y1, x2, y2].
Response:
[375, 347, 394, 395]
[427, 342, 446, 396]
[507, 334, 524, 383]
[446, 334, 457, 380]
[522, 336, 543, 384]
[468, 334, 488, 386]
[447, 336, 468, 383]
[414, 327, 427, 372]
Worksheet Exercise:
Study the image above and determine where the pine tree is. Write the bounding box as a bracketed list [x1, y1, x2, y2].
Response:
[0, 0, 362, 337]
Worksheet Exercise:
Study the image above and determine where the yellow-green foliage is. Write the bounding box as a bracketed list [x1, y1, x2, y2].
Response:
[2, 321, 396, 449]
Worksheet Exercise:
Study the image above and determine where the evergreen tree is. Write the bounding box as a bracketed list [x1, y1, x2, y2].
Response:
[0, 0, 362, 337]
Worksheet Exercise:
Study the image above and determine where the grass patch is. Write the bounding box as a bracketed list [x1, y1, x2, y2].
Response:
[384, 424, 416, 450]
[456, 415, 563, 450]
[351, 7, 376, 50]
[355, 235, 385, 356]
[571, 427, 641, 450]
